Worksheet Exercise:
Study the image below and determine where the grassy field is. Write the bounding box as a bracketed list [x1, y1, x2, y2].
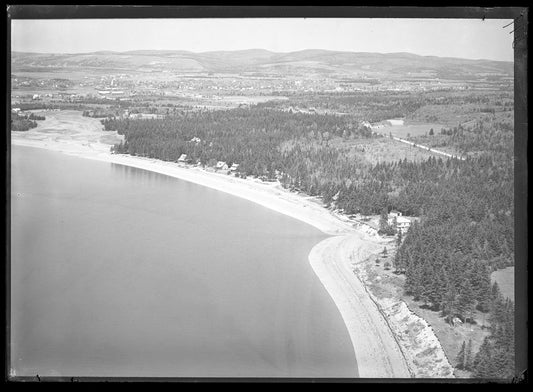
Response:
[369, 121, 467, 157]
[330, 135, 445, 165]
[285, 133, 450, 168]
[373, 121, 447, 139]
[401, 134, 467, 157]
[408, 103, 513, 128]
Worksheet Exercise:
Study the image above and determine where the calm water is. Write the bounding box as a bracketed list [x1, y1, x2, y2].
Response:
[10, 146, 357, 378]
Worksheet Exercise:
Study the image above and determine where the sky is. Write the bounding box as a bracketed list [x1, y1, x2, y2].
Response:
[11, 18, 514, 62]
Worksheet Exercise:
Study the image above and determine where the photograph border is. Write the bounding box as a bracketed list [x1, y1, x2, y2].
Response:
[4, 5, 527, 384]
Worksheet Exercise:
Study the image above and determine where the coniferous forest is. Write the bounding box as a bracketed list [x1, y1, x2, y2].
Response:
[10, 114, 39, 132]
[104, 99, 514, 378]
[472, 282, 515, 378]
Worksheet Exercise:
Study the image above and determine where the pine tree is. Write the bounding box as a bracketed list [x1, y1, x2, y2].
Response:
[429, 264, 447, 309]
[472, 290, 515, 379]
[489, 284, 506, 329]
[456, 340, 466, 369]
[443, 282, 459, 323]
[491, 346, 511, 379]
[396, 228, 403, 248]
[379, 208, 390, 234]
[394, 249, 403, 273]
[476, 264, 493, 313]
[465, 339, 473, 371]
[473, 337, 493, 378]
[491, 281, 502, 302]
[406, 263, 423, 300]
[458, 279, 476, 322]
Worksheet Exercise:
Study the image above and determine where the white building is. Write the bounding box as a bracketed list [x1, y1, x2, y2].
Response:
[388, 211, 411, 233]
[396, 216, 411, 232]
[389, 210, 402, 218]
[215, 161, 228, 170]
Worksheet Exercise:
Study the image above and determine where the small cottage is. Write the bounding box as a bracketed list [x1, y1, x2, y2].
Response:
[396, 216, 411, 232]
[215, 161, 228, 171]
[177, 154, 189, 163]
[388, 211, 411, 232]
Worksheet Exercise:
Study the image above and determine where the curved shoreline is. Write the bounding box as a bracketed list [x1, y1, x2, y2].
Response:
[11, 139, 354, 237]
[308, 234, 412, 378]
[12, 134, 412, 377]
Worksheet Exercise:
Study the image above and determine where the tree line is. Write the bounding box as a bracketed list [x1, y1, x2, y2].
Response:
[259, 90, 512, 124]
[471, 282, 515, 379]
[104, 107, 371, 176]
[10, 112, 45, 132]
[456, 282, 515, 379]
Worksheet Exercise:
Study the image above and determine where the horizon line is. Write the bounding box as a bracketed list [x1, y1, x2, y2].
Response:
[10, 48, 514, 63]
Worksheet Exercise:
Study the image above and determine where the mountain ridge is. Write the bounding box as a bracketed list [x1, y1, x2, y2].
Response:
[11, 49, 513, 64]
[11, 49, 513, 79]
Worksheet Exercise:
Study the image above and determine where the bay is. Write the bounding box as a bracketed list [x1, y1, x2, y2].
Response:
[10, 145, 357, 378]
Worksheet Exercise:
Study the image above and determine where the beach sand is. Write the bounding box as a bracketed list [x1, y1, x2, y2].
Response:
[11, 111, 414, 377]
[309, 234, 412, 378]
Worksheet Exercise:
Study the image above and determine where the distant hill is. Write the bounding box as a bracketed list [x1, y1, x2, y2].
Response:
[11, 49, 513, 79]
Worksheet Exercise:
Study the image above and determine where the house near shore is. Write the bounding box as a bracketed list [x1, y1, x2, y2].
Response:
[177, 154, 190, 163]
[388, 211, 411, 233]
[229, 163, 239, 172]
[395, 216, 411, 232]
[215, 161, 229, 171]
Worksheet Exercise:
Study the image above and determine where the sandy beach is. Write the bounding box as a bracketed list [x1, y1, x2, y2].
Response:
[309, 234, 412, 378]
[11, 110, 414, 377]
